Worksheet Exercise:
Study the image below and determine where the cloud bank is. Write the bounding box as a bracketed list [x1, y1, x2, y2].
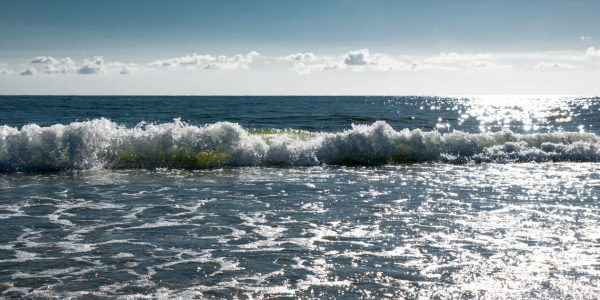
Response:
[17, 52, 261, 76]
[3, 48, 598, 79]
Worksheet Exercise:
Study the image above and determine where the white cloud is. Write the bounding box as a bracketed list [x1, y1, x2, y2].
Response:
[586, 47, 600, 57]
[116, 62, 156, 75]
[30, 56, 59, 64]
[293, 61, 342, 74]
[30, 56, 75, 65]
[344, 49, 371, 65]
[294, 49, 438, 73]
[534, 62, 577, 69]
[424, 52, 493, 64]
[77, 56, 104, 75]
[342, 49, 440, 71]
[20, 67, 37, 75]
[373, 56, 420, 71]
[342, 49, 398, 70]
[150, 53, 216, 67]
[104, 62, 155, 75]
[283, 52, 316, 61]
[60, 57, 75, 65]
[25, 55, 154, 75]
[21, 55, 153, 76]
[31, 56, 76, 74]
[467, 60, 512, 69]
[150, 51, 259, 70]
[203, 51, 260, 70]
[581, 36, 591, 40]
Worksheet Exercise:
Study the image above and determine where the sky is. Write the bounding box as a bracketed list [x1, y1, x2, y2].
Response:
[0, 0, 599, 95]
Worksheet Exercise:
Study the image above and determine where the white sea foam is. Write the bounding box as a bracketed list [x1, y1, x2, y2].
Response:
[2, 119, 600, 171]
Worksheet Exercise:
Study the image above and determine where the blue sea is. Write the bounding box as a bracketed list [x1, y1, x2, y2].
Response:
[1, 96, 600, 299]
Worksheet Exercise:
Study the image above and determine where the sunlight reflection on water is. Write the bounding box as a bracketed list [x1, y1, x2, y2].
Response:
[1, 163, 599, 299]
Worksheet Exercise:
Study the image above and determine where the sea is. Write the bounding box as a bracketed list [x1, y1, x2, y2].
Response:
[1, 96, 600, 299]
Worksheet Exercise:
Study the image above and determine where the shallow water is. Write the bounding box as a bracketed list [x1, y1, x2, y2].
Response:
[1, 164, 600, 299]
[1, 96, 600, 299]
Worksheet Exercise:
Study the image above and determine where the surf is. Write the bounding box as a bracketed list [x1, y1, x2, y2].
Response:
[1, 118, 600, 172]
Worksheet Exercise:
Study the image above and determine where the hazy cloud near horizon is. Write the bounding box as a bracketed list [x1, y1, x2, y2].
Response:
[1, 48, 598, 94]
[3, 48, 598, 76]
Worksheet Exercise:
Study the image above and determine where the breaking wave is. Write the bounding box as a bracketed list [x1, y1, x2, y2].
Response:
[1, 118, 600, 172]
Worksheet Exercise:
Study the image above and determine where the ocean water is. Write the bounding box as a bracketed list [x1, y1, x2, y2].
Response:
[1, 96, 600, 299]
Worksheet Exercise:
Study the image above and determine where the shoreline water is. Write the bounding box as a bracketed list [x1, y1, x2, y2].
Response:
[1, 96, 599, 299]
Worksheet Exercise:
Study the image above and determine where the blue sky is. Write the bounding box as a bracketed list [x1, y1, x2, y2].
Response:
[0, 0, 599, 95]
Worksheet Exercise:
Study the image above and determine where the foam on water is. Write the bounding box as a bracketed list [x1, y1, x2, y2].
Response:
[3, 97, 600, 299]
[1, 163, 599, 298]
[2, 119, 600, 172]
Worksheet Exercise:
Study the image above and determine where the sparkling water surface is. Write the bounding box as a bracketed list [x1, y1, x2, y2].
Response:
[1, 96, 600, 299]
[2, 96, 599, 133]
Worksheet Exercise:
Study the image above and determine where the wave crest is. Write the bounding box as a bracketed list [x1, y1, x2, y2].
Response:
[1, 119, 599, 171]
